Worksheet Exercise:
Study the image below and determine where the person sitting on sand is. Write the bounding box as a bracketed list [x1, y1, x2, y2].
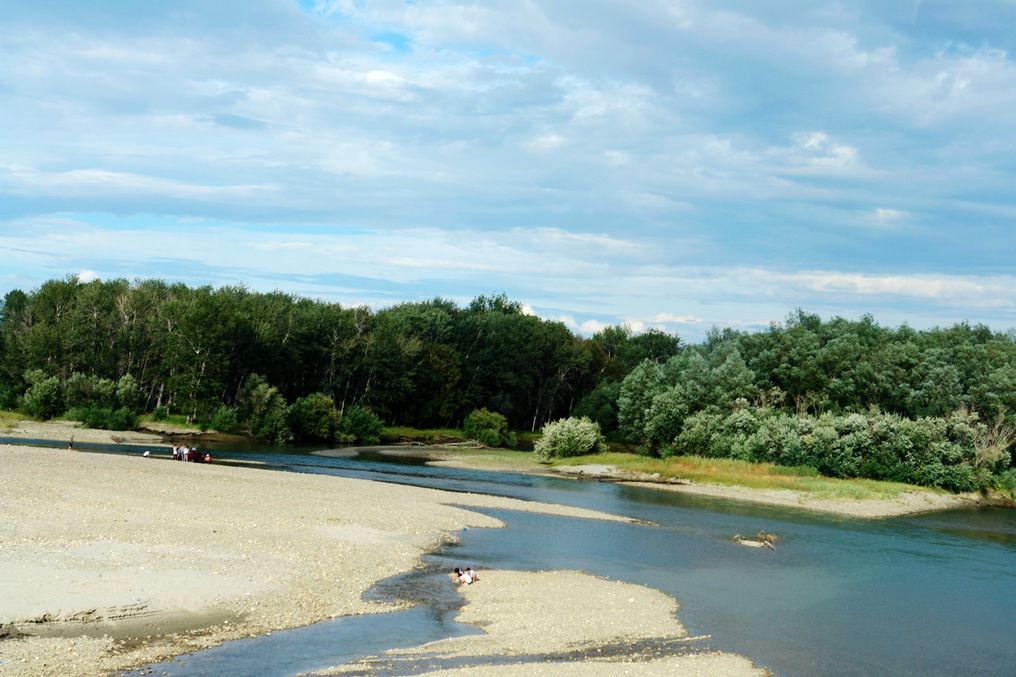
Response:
[464, 567, 479, 582]
[450, 567, 473, 585]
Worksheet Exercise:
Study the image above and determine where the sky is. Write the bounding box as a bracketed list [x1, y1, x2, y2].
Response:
[2, 0, 1016, 342]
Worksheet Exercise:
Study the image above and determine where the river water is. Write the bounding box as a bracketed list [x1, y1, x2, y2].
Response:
[12, 440, 1011, 676]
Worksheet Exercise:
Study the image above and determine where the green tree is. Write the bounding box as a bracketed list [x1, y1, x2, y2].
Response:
[288, 393, 340, 441]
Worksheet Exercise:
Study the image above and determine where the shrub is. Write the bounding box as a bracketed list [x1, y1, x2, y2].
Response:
[464, 407, 515, 448]
[243, 380, 291, 444]
[208, 405, 239, 433]
[534, 416, 606, 460]
[116, 374, 140, 413]
[152, 405, 170, 421]
[996, 469, 1016, 498]
[69, 405, 138, 431]
[20, 371, 63, 419]
[288, 393, 339, 441]
[338, 405, 383, 444]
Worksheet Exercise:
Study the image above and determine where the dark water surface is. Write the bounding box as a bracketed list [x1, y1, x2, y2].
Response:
[17, 440, 1012, 676]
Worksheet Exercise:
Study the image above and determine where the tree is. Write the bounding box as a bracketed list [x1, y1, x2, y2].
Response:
[288, 393, 340, 441]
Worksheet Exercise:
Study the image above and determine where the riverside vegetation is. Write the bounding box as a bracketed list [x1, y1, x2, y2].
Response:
[1, 277, 1014, 496]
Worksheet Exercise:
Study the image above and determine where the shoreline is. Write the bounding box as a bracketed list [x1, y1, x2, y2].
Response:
[3, 417, 1000, 520]
[0, 445, 640, 676]
[380, 448, 989, 519]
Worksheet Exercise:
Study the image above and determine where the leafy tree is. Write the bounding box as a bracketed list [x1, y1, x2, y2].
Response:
[464, 407, 515, 447]
[288, 393, 339, 441]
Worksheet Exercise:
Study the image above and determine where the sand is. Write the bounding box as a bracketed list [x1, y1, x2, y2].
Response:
[0, 445, 636, 677]
[322, 570, 765, 676]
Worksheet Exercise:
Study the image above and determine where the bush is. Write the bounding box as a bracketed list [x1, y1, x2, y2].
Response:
[464, 407, 515, 448]
[338, 405, 383, 444]
[996, 468, 1016, 498]
[242, 379, 291, 444]
[534, 416, 606, 460]
[208, 405, 239, 433]
[69, 405, 138, 431]
[152, 405, 170, 421]
[20, 371, 63, 419]
[288, 393, 339, 441]
[116, 374, 140, 413]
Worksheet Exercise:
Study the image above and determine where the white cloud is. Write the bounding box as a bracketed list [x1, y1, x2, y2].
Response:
[76, 269, 99, 283]
[653, 313, 703, 324]
[526, 134, 568, 151]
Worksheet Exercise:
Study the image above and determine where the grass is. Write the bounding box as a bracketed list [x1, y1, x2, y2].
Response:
[549, 452, 924, 501]
[137, 413, 204, 431]
[381, 425, 470, 444]
[0, 409, 22, 430]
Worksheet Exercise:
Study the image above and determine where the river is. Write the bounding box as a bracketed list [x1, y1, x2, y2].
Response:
[13, 440, 1012, 676]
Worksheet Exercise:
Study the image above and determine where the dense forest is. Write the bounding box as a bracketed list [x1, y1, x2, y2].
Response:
[2, 277, 1014, 491]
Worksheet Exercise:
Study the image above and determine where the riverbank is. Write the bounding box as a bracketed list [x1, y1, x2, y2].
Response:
[0, 445, 670, 677]
[2, 417, 991, 520]
[383, 447, 984, 518]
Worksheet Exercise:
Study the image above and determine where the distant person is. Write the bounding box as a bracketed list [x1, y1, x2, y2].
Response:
[143, 450, 151, 458]
[464, 567, 479, 582]
[450, 567, 474, 585]
[68, 436, 74, 451]
[203, 453, 212, 463]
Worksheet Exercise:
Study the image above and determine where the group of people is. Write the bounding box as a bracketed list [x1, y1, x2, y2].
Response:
[172, 444, 211, 463]
[449, 566, 480, 585]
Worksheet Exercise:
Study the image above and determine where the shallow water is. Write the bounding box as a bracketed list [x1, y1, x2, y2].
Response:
[14, 441, 1014, 676]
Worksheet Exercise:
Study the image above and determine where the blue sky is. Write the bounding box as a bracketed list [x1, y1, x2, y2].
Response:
[2, 0, 1015, 341]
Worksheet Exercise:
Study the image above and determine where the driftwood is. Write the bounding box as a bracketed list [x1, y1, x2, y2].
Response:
[733, 530, 779, 550]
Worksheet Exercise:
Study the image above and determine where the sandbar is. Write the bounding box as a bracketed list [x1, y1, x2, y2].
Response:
[0, 445, 632, 676]
[323, 569, 765, 676]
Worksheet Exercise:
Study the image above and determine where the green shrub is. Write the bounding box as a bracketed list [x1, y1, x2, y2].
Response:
[116, 374, 140, 413]
[208, 405, 239, 433]
[242, 378, 291, 444]
[69, 405, 138, 431]
[152, 405, 170, 421]
[996, 469, 1016, 497]
[534, 416, 606, 460]
[464, 407, 515, 448]
[288, 393, 339, 441]
[338, 405, 383, 444]
[20, 371, 63, 419]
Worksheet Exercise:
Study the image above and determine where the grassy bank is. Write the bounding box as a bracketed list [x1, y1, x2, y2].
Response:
[375, 426, 927, 501]
[551, 452, 927, 500]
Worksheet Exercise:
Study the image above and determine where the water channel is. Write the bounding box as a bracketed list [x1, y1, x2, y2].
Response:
[9, 438, 1014, 676]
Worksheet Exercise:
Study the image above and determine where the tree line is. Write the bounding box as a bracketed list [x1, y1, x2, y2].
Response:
[1, 278, 1013, 491]
[0, 277, 677, 437]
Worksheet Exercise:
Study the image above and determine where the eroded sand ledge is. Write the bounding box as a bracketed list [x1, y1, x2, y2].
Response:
[0, 446, 635, 677]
